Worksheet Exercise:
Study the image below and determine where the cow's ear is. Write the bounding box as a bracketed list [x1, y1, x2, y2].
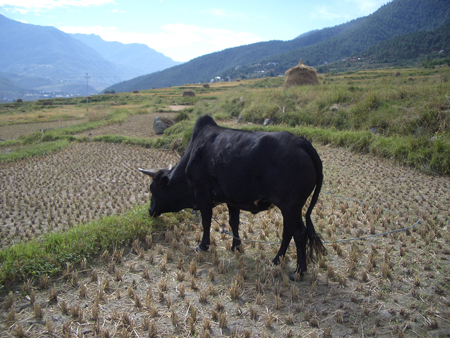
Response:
[160, 175, 169, 186]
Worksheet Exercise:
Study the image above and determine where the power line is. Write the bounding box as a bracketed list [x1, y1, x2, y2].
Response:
[85, 73, 90, 112]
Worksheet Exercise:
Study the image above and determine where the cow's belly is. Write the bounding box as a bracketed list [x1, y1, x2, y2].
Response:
[221, 198, 275, 214]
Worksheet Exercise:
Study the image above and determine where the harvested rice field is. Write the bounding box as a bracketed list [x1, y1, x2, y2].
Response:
[0, 143, 178, 248]
[1, 136, 450, 337]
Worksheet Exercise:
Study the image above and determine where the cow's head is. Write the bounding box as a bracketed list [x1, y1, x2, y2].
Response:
[139, 167, 196, 217]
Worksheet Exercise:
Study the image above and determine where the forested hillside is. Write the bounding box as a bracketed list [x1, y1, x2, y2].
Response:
[362, 22, 450, 64]
[105, 0, 450, 93]
[220, 0, 450, 79]
[313, 22, 450, 73]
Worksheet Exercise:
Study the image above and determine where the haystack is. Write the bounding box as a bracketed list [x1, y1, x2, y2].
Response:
[182, 90, 195, 97]
[284, 59, 319, 89]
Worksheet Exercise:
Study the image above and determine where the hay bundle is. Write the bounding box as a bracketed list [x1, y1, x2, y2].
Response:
[202, 84, 210, 88]
[283, 59, 319, 89]
[182, 90, 195, 97]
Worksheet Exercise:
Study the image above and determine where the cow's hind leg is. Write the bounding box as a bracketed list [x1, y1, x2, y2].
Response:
[291, 218, 308, 280]
[227, 205, 241, 251]
[198, 207, 213, 252]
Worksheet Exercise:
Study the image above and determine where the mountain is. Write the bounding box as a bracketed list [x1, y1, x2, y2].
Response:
[70, 33, 182, 76]
[311, 21, 450, 73]
[0, 14, 126, 93]
[247, 0, 450, 76]
[105, 0, 450, 93]
[0, 75, 32, 100]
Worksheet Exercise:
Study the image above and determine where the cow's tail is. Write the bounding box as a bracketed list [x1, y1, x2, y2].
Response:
[304, 142, 327, 262]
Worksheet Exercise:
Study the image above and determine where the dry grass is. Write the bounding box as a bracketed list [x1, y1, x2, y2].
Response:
[0, 105, 85, 127]
[284, 60, 320, 89]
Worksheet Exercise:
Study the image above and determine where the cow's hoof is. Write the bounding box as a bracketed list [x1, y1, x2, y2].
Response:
[272, 256, 280, 266]
[197, 244, 209, 252]
[289, 271, 304, 282]
[289, 267, 306, 281]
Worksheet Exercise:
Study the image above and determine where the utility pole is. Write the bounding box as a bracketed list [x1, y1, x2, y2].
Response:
[85, 73, 90, 112]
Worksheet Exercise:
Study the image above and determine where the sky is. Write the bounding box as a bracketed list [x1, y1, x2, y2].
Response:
[0, 0, 392, 62]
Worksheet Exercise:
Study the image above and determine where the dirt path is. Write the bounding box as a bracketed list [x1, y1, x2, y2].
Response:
[75, 113, 178, 139]
[1, 140, 449, 337]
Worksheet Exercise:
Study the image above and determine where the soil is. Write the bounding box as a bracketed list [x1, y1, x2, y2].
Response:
[1, 119, 450, 338]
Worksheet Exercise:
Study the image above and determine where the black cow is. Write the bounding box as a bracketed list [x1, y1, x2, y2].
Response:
[139, 115, 325, 278]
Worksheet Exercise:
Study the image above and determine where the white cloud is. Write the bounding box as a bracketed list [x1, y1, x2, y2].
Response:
[311, 6, 343, 20]
[344, 0, 391, 15]
[0, 0, 114, 12]
[200, 8, 246, 20]
[59, 23, 262, 62]
[308, 0, 392, 25]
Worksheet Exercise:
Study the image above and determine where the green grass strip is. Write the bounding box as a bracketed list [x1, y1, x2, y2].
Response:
[92, 134, 156, 148]
[0, 139, 71, 162]
[0, 206, 162, 286]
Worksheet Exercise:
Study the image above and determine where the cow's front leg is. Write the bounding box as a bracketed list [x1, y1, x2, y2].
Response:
[272, 226, 293, 265]
[272, 211, 294, 265]
[228, 205, 241, 251]
[198, 207, 212, 252]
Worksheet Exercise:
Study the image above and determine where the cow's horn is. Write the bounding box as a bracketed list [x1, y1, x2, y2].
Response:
[138, 168, 158, 178]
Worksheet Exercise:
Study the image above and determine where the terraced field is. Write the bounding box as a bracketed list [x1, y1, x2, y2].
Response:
[1, 115, 449, 337]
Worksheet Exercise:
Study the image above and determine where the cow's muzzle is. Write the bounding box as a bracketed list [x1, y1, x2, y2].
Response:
[148, 208, 159, 217]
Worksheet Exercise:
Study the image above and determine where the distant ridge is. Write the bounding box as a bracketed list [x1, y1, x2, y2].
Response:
[0, 15, 182, 101]
[70, 33, 182, 77]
